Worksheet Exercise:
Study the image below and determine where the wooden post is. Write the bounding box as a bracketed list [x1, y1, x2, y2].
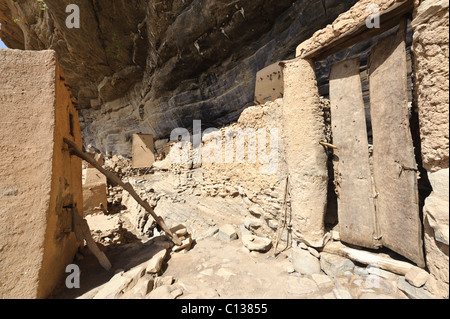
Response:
[63, 138, 182, 246]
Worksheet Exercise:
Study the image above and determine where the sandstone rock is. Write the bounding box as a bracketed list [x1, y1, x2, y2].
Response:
[363, 275, 397, 295]
[332, 288, 353, 299]
[170, 224, 188, 237]
[428, 168, 449, 200]
[153, 159, 171, 171]
[398, 277, 434, 299]
[331, 230, 340, 241]
[291, 247, 321, 275]
[93, 273, 130, 299]
[94, 267, 145, 299]
[131, 277, 155, 298]
[196, 227, 219, 241]
[200, 269, 214, 277]
[267, 219, 279, 230]
[248, 205, 265, 218]
[354, 267, 370, 278]
[239, 224, 252, 236]
[360, 292, 395, 299]
[286, 277, 319, 296]
[422, 169, 449, 294]
[146, 285, 174, 299]
[145, 249, 168, 274]
[285, 264, 296, 274]
[424, 274, 449, 299]
[241, 234, 272, 252]
[424, 196, 449, 246]
[298, 242, 308, 250]
[320, 252, 355, 277]
[172, 234, 193, 253]
[366, 265, 398, 281]
[171, 288, 184, 299]
[311, 274, 334, 290]
[154, 276, 174, 288]
[307, 247, 320, 258]
[217, 224, 239, 242]
[405, 267, 430, 288]
[217, 268, 236, 279]
[244, 216, 263, 229]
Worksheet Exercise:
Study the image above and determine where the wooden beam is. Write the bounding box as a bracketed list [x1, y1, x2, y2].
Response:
[63, 138, 182, 246]
[323, 242, 416, 275]
[302, 0, 414, 61]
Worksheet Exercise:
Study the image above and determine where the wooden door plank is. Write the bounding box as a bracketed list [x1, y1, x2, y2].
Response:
[330, 57, 380, 249]
[369, 21, 425, 267]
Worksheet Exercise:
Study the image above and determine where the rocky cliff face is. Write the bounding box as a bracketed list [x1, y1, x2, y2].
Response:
[0, 0, 358, 155]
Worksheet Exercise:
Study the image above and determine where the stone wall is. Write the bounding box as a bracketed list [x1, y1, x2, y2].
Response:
[0, 49, 83, 299]
[411, 0, 449, 298]
[200, 99, 289, 240]
[411, 0, 449, 172]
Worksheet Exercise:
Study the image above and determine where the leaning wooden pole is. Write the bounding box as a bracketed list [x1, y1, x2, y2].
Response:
[63, 138, 182, 246]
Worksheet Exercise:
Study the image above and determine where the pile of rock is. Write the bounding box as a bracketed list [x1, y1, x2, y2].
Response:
[285, 235, 439, 299]
[89, 223, 193, 300]
[207, 223, 274, 255]
[103, 155, 150, 179]
[91, 244, 184, 299]
[121, 182, 162, 238]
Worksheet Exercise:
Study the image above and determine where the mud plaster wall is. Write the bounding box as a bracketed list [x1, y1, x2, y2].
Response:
[411, 0, 449, 298]
[132, 134, 156, 169]
[0, 49, 83, 299]
[411, 0, 449, 172]
[281, 58, 329, 248]
[200, 100, 289, 240]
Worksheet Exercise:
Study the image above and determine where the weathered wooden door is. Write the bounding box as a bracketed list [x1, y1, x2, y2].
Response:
[330, 21, 425, 267]
[330, 58, 381, 250]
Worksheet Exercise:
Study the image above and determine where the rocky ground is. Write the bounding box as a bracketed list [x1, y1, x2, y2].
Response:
[50, 155, 436, 300]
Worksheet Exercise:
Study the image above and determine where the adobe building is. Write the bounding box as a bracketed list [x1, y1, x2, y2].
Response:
[254, 62, 284, 105]
[0, 49, 83, 298]
[132, 134, 156, 169]
[279, 0, 448, 296]
[83, 167, 108, 217]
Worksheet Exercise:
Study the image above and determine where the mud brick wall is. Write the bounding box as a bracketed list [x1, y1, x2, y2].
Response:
[0, 49, 83, 298]
[412, 0, 449, 172]
[412, 0, 449, 298]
